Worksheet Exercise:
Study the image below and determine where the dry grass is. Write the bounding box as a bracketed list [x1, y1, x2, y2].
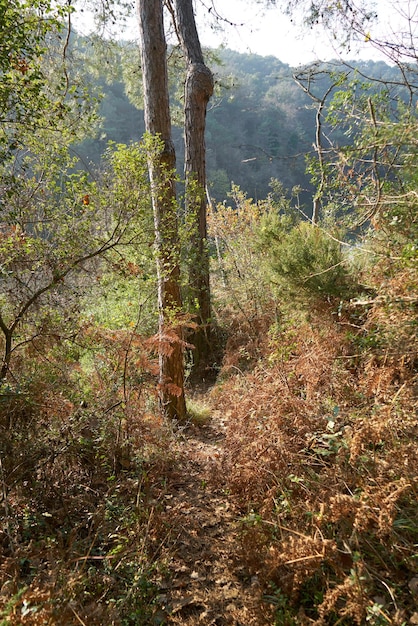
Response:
[1, 233, 416, 625]
[211, 299, 417, 625]
[0, 326, 178, 625]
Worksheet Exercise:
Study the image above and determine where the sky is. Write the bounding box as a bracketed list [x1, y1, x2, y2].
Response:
[195, 1, 340, 65]
[75, 0, 416, 67]
[193, 0, 411, 66]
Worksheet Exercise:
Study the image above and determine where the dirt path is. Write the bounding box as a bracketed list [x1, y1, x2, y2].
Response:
[154, 409, 265, 626]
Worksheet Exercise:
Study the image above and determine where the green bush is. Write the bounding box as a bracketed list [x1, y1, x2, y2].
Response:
[259, 219, 355, 301]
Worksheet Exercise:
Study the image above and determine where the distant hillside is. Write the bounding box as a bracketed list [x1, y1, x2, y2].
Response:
[204, 49, 312, 202]
[75, 45, 400, 207]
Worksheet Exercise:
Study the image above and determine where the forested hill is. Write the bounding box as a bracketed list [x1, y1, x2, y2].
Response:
[76, 46, 397, 203]
[204, 49, 313, 202]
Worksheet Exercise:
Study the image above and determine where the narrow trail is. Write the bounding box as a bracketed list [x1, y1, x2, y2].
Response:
[155, 408, 265, 626]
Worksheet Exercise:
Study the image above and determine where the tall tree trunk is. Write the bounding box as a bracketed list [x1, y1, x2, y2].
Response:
[137, 0, 186, 420]
[174, 0, 214, 378]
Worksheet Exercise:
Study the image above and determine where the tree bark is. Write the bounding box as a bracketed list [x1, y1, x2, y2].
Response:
[137, 0, 186, 420]
[174, 0, 214, 378]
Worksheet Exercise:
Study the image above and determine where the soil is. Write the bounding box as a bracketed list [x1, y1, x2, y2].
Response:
[153, 407, 268, 626]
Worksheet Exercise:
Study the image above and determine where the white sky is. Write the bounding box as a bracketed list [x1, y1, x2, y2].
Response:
[196, 1, 340, 65]
[194, 0, 414, 66]
[75, 0, 417, 67]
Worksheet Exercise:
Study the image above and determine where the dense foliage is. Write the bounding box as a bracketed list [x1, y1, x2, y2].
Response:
[208, 181, 417, 625]
[0, 3, 417, 624]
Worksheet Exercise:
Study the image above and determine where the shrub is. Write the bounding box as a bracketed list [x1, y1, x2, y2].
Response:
[259, 218, 355, 302]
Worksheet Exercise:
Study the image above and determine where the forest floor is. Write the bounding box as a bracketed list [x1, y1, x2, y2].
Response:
[154, 401, 266, 626]
[1, 305, 416, 625]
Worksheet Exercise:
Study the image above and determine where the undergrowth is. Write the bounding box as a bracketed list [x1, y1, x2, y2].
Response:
[211, 295, 417, 625]
[0, 324, 178, 625]
[207, 185, 417, 624]
[1, 186, 417, 625]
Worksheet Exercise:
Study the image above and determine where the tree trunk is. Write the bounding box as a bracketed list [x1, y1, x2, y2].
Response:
[137, 0, 186, 420]
[174, 0, 214, 378]
[0, 325, 12, 381]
